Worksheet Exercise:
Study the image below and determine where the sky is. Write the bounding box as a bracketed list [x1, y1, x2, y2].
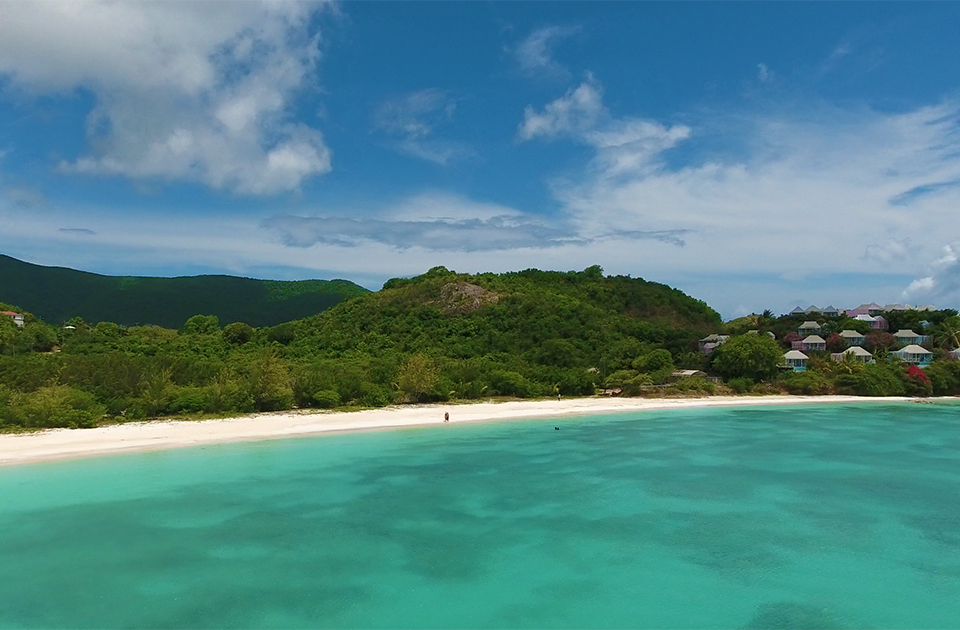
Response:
[1, 2, 960, 319]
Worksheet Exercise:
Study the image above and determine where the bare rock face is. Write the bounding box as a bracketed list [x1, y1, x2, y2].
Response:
[435, 281, 500, 314]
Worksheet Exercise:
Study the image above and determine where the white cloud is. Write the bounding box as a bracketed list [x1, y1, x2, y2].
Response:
[757, 63, 771, 83]
[517, 78, 605, 141]
[903, 242, 960, 305]
[372, 89, 471, 165]
[515, 25, 579, 76]
[0, 0, 332, 194]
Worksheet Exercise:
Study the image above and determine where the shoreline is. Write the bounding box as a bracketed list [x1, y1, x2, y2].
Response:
[0, 395, 937, 468]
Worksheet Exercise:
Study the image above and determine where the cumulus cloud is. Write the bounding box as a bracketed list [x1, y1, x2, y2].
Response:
[519, 77, 691, 180]
[372, 89, 471, 165]
[0, 0, 332, 194]
[517, 78, 605, 141]
[903, 242, 960, 304]
[514, 25, 579, 76]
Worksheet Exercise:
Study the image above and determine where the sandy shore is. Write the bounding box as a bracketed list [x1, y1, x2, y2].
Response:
[0, 395, 925, 467]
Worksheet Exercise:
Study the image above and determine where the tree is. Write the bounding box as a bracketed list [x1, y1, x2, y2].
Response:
[244, 348, 293, 411]
[181, 314, 220, 335]
[397, 353, 439, 402]
[826, 333, 848, 353]
[223, 322, 255, 345]
[933, 316, 960, 349]
[710, 334, 783, 382]
[633, 349, 674, 373]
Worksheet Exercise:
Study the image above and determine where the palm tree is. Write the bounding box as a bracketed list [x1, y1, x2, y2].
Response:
[933, 317, 960, 349]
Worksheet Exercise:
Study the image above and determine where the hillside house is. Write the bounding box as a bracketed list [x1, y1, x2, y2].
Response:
[838, 329, 866, 346]
[784, 350, 809, 371]
[699, 334, 728, 354]
[804, 305, 821, 315]
[820, 305, 840, 317]
[893, 329, 929, 346]
[789, 306, 807, 316]
[950, 349, 960, 361]
[891, 345, 933, 366]
[801, 335, 827, 352]
[884, 303, 912, 312]
[831, 346, 874, 363]
[847, 303, 883, 316]
[854, 314, 888, 330]
[798, 321, 822, 336]
[1, 311, 24, 328]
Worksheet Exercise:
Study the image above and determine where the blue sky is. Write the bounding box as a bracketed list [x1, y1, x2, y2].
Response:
[2, 2, 960, 318]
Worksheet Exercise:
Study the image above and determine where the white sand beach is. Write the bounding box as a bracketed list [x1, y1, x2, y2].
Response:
[0, 395, 923, 467]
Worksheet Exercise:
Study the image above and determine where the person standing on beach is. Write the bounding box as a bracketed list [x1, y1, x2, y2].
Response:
[444, 412, 449, 423]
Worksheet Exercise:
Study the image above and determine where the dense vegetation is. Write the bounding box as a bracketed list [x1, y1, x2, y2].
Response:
[2, 264, 959, 432]
[0, 254, 368, 328]
[0, 266, 721, 429]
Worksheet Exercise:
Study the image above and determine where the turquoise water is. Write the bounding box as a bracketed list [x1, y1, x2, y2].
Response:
[2, 403, 960, 629]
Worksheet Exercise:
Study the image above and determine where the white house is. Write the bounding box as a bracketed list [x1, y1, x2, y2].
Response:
[801, 335, 827, 352]
[838, 329, 866, 346]
[950, 348, 960, 361]
[798, 321, 822, 336]
[784, 350, 809, 371]
[820, 305, 840, 317]
[1, 310, 24, 328]
[891, 345, 933, 366]
[790, 306, 807, 316]
[831, 346, 874, 363]
[893, 329, 929, 346]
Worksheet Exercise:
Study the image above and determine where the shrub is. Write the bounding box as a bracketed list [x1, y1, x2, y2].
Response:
[169, 386, 213, 414]
[312, 390, 341, 408]
[727, 377, 754, 394]
[782, 371, 832, 395]
[0, 385, 105, 429]
[621, 373, 654, 396]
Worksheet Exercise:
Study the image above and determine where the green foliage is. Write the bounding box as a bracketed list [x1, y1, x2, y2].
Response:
[0, 385, 104, 429]
[710, 335, 784, 382]
[726, 377, 754, 394]
[181, 315, 220, 335]
[672, 377, 715, 394]
[397, 353, 440, 402]
[223, 322, 254, 345]
[632, 349, 674, 373]
[242, 348, 293, 411]
[833, 362, 908, 397]
[781, 371, 832, 395]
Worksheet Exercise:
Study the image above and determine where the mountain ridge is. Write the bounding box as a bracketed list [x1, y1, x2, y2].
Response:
[0, 254, 369, 328]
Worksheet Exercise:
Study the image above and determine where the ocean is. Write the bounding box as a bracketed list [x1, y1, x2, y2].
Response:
[1, 402, 959, 629]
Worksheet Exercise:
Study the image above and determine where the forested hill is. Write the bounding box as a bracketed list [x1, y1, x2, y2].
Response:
[287, 265, 722, 364]
[0, 254, 369, 328]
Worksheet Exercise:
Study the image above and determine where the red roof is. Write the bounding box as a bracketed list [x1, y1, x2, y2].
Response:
[1, 311, 21, 316]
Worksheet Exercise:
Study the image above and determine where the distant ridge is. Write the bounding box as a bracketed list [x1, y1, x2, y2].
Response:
[0, 254, 369, 328]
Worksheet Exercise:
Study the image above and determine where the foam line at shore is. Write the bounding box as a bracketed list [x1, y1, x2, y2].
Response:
[0, 395, 926, 467]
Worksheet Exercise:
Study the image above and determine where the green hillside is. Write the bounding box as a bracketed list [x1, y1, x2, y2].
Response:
[0, 254, 369, 328]
[1, 264, 728, 428]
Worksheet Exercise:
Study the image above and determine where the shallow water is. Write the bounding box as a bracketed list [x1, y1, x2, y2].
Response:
[1, 403, 959, 629]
